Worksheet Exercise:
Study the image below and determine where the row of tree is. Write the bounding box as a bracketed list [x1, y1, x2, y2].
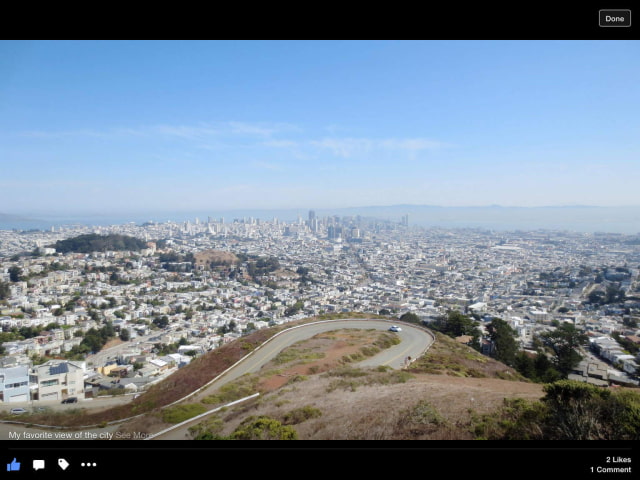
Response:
[414, 310, 589, 383]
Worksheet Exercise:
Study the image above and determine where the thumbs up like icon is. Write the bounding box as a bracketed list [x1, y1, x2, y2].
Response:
[6, 458, 21, 471]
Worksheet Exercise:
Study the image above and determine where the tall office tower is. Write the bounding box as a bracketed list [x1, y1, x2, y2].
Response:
[402, 214, 409, 227]
[308, 210, 317, 233]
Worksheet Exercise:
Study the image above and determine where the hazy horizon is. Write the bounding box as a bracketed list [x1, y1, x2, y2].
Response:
[2, 204, 640, 235]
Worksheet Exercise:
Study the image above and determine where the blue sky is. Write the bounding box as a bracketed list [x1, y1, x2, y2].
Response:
[1, 40, 638, 216]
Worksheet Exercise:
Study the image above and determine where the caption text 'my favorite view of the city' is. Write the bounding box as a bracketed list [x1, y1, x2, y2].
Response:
[1, 41, 639, 452]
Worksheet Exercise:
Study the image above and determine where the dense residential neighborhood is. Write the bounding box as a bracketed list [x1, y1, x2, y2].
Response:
[1, 213, 639, 405]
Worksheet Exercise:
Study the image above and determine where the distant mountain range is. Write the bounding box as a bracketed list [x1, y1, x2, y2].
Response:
[0, 212, 42, 222]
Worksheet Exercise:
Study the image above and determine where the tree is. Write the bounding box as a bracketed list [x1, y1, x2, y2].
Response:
[605, 285, 625, 303]
[533, 353, 562, 383]
[486, 318, 519, 366]
[399, 312, 421, 324]
[101, 321, 115, 340]
[81, 332, 104, 354]
[9, 266, 22, 282]
[514, 351, 536, 379]
[285, 301, 304, 317]
[119, 328, 130, 342]
[0, 282, 9, 300]
[588, 290, 605, 304]
[514, 351, 561, 383]
[539, 323, 588, 377]
[153, 316, 169, 329]
[432, 310, 481, 340]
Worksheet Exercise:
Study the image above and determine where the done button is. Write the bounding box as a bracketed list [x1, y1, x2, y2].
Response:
[599, 9, 631, 27]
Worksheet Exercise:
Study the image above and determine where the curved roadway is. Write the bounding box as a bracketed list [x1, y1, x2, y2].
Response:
[219, 319, 433, 384]
[0, 319, 434, 440]
[151, 319, 434, 439]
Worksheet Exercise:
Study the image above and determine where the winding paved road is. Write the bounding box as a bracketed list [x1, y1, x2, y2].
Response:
[0, 319, 434, 440]
[150, 319, 434, 439]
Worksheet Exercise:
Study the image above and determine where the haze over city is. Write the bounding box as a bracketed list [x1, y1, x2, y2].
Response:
[2, 38, 640, 473]
[2, 40, 639, 219]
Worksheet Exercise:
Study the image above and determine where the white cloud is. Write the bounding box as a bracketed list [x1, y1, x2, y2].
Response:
[16, 129, 109, 139]
[379, 138, 450, 151]
[249, 161, 282, 171]
[227, 121, 300, 138]
[310, 137, 449, 158]
[263, 140, 298, 148]
[149, 125, 222, 140]
[310, 138, 374, 158]
[14, 121, 299, 143]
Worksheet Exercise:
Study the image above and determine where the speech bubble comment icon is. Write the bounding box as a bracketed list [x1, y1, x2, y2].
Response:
[33, 460, 45, 471]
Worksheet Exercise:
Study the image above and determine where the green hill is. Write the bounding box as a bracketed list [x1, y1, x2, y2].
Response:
[49, 233, 147, 253]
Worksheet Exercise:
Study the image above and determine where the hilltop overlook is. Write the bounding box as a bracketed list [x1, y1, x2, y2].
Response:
[3, 317, 638, 441]
[35, 319, 546, 440]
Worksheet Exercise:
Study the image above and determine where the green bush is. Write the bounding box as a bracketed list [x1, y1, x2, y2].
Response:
[230, 416, 298, 440]
[162, 403, 207, 424]
[472, 381, 640, 440]
[189, 415, 224, 439]
[282, 405, 323, 425]
[403, 400, 445, 426]
[202, 375, 259, 405]
[286, 374, 308, 384]
[324, 366, 369, 378]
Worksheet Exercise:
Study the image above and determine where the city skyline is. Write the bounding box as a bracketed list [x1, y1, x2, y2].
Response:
[2, 40, 639, 215]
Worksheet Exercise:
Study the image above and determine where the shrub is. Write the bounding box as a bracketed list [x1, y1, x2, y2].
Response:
[402, 400, 445, 427]
[230, 416, 298, 440]
[282, 405, 323, 425]
[162, 403, 207, 424]
[286, 374, 308, 384]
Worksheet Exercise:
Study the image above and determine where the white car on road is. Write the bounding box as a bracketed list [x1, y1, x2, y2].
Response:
[388, 325, 402, 332]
